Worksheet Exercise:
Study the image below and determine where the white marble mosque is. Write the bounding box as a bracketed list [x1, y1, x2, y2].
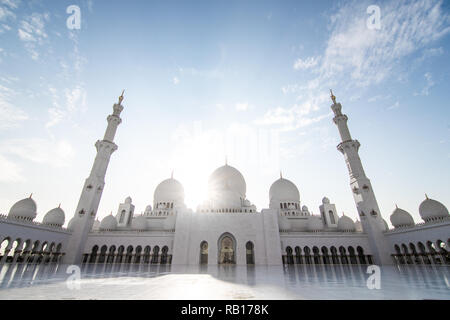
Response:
[0, 91, 449, 272]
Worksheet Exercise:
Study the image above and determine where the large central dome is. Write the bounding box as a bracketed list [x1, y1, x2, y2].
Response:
[208, 164, 246, 198]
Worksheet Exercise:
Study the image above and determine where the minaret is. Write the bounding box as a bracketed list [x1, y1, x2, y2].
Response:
[63, 91, 125, 266]
[330, 90, 392, 265]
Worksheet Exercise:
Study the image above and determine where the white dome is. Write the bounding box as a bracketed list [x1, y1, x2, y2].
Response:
[210, 189, 242, 209]
[379, 218, 389, 231]
[131, 215, 148, 231]
[419, 197, 448, 222]
[337, 215, 356, 231]
[269, 177, 300, 202]
[125, 196, 132, 204]
[154, 178, 185, 204]
[92, 219, 100, 231]
[42, 207, 65, 226]
[99, 215, 117, 231]
[67, 215, 82, 231]
[390, 207, 415, 228]
[307, 215, 324, 231]
[8, 197, 37, 220]
[322, 197, 330, 204]
[208, 164, 246, 198]
[145, 205, 152, 212]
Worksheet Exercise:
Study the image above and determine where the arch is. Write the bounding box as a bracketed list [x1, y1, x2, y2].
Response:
[134, 246, 142, 264]
[409, 243, 420, 264]
[295, 246, 302, 264]
[436, 239, 449, 264]
[246, 241, 254, 265]
[119, 210, 126, 223]
[125, 245, 134, 263]
[151, 246, 160, 264]
[143, 246, 151, 264]
[217, 232, 236, 265]
[339, 246, 348, 264]
[160, 246, 169, 264]
[330, 246, 339, 264]
[107, 246, 116, 264]
[303, 246, 311, 264]
[312, 246, 320, 264]
[321, 246, 330, 264]
[328, 210, 336, 224]
[356, 246, 367, 264]
[348, 246, 357, 264]
[89, 245, 99, 263]
[285, 246, 294, 265]
[98, 245, 108, 263]
[0, 237, 11, 257]
[401, 243, 412, 264]
[199, 241, 208, 265]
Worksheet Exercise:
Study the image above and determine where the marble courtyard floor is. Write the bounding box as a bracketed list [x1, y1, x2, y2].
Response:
[0, 263, 448, 300]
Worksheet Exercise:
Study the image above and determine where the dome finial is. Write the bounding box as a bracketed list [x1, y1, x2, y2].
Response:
[330, 89, 336, 104]
[29, 193, 33, 198]
[58, 203, 61, 208]
[395, 203, 398, 209]
[280, 171, 283, 179]
[342, 211, 345, 216]
[225, 155, 228, 166]
[118, 89, 125, 105]
[171, 170, 174, 179]
[425, 193, 429, 200]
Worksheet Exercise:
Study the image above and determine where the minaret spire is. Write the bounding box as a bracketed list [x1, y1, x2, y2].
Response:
[63, 93, 124, 266]
[331, 91, 392, 265]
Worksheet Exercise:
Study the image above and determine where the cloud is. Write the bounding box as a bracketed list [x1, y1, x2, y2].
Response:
[293, 56, 320, 70]
[0, 83, 28, 129]
[173, 77, 179, 85]
[17, 12, 50, 60]
[388, 101, 400, 110]
[45, 85, 87, 128]
[235, 102, 249, 111]
[0, 154, 24, 182]
[0, 138, 75, 167]
[414, 72, 435, 96]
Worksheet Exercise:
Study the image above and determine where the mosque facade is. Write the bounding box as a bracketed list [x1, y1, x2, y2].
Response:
[0, 92, 449, 269]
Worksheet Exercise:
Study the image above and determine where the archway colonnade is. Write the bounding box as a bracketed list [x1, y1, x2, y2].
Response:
[283, 245, 373, 266]
[393, 239, 449, 265]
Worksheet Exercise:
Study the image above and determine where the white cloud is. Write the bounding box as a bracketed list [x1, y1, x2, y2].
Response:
[293, 56, 320, 70]
[414, 72, 435, 96]
[0, 138, 75, 167]
[0, 154, 24, 182]
[45, 85, 87, 128]
[17, 12, 50, 60]
[235, 102, 249, 111]
[173, 77, 179, 85]
[388, 101, 400, 110]
[0, 83, 28, 129]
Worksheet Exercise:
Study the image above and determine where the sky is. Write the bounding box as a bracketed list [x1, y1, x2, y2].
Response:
[0, 0, 449, 228]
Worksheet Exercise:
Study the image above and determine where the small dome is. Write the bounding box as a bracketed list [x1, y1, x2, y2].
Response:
[145, 205, 152, 212]
[269, 177, 300, 202]
[322, 197, 330, 204]
[131, 215, 148, 231]
[154, 178, 185, 204]
[8, 197, 37, 220]
[243, 199, 251, 207]
[92, 218, 100, 231]
[390, 207, 415, 228]
[125, 196, 132, 204]
[307, 215, 324, 231]
[67, 215, 82, 231]
[99, 215, 117, 231]
[419, 197, 449, 222]
[42, 206, 65, 226]
[337, 215, 356, 232]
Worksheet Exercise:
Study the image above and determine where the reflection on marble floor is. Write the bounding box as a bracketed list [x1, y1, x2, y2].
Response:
[0, 262, 449, 299]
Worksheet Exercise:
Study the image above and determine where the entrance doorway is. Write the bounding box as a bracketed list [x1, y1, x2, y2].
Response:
[218, 233, 236, 264]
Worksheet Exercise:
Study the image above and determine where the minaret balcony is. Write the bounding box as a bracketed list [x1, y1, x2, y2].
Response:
[337, 139, 360, 154]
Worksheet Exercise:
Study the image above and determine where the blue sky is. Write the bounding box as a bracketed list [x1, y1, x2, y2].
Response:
[0, 0, 449, 227]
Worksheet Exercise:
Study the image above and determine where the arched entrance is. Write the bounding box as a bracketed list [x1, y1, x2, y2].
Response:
[218, 233, 236, 264]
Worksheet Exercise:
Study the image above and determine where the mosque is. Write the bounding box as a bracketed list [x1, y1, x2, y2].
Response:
[0, 91, 449, 270]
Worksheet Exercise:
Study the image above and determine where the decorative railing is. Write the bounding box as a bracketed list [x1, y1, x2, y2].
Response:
[0, 214, 68, 231]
